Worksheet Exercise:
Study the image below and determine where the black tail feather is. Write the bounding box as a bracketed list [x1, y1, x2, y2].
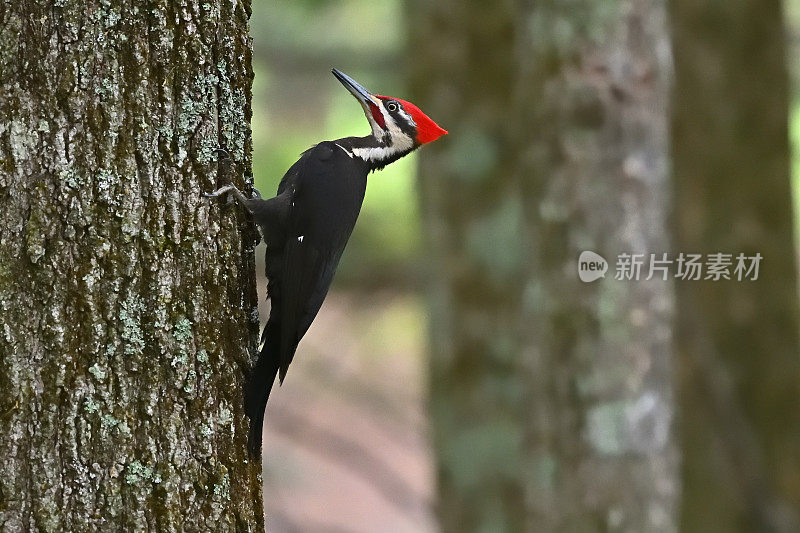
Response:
[246, 319, 281, 458]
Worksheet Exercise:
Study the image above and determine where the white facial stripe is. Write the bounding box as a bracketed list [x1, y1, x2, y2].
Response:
[397, 107, 415, 127]
[382, 108, 412, 145]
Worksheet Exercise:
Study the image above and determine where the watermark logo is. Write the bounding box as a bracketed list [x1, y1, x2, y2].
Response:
[578, 251, 608, 282]
[578, 251, 762, 281]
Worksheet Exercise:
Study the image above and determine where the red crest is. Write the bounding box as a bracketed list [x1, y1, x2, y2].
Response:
[377, 96, 448, 144]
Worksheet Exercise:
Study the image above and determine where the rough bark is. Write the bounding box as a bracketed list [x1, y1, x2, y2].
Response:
[409, 0, 677, 530]
[670, 0, 800, 531]
[0, 0, 263, 531]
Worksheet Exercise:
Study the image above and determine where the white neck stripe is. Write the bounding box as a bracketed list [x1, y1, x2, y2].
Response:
[335, 143, 353, 158]
[352, 133, 414, 164]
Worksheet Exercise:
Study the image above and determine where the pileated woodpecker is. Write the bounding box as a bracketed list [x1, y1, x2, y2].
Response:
[205, 69, 447, 457]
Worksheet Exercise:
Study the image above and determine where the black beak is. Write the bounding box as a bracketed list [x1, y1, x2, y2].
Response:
[331, 68, 375, 106]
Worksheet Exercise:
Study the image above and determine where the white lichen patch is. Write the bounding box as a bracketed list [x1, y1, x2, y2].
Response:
[586, 391, 672, 456]
[84, 397, 101, 414]
[217, 404, 232, 426]
[9, 117, 37, 163]
[173, 316, 193, 343]
[124, 460, 156, 486]
[88, 363, 107, 381]
[119, 293, 145, 356]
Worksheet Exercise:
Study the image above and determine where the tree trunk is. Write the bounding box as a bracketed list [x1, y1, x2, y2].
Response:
[409, 0, 677, 530]
[0, 1, 263, 530]
[670, 0, 800, 531]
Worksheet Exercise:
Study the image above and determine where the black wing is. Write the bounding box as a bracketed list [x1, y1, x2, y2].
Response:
[270, 141, 368, 381]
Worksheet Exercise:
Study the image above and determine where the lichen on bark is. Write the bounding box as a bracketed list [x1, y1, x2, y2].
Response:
[0, 0, 263, 530]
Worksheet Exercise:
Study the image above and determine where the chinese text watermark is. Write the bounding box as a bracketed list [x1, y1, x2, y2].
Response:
[578, 252, 762, 282]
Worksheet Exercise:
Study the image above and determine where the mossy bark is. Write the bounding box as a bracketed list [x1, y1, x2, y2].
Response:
[410, 0, 677, 531]
[671, 0, 800, 531]
[0, 0, 263, 530]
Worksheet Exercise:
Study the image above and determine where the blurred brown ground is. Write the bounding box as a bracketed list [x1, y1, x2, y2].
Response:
[255, 261, 436, 532]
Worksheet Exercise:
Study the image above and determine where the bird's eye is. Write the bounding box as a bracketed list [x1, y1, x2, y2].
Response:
[386, 101, 399, 112]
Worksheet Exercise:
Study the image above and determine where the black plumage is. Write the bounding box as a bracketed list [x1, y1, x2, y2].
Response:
[244, 141, 369, 455]
[205, 69, 447, 457]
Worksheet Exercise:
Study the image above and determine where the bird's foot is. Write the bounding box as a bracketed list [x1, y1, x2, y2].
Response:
[214, 147, 231, 162]
[203, 184, 235, 198]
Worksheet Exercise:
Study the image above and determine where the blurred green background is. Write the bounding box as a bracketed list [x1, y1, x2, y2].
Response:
[251, 0, 800, 271]
[249, 4, 434, 531]
[251, 0, 420, 290]
[250, 1, 800, 532]
[790, 1, 800, 225]
[251, 0, 800, 279]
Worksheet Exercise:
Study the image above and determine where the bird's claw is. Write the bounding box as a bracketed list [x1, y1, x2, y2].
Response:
[214, 147, 231, 161]
[203, 184, 234, 199]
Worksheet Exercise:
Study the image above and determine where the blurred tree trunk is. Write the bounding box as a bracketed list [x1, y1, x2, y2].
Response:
[409, 0, 676, 531]
[0, 1, 263, 531]
[670, 0, 800, 531]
